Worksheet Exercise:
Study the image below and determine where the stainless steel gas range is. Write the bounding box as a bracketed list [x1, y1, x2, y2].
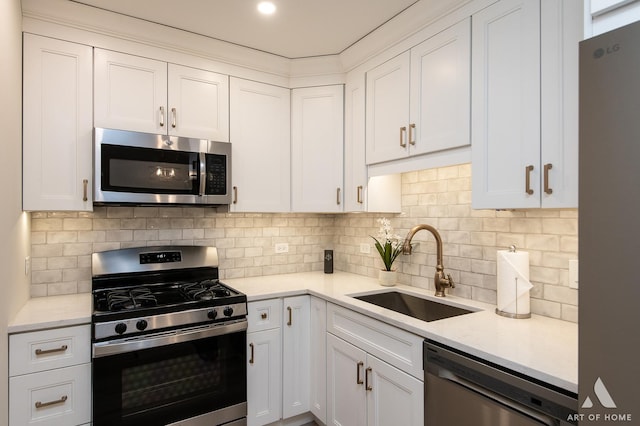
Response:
[90, 245, 247, 426]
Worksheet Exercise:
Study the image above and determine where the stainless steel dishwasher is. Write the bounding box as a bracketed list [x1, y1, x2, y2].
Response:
[424, 340, 577, 426]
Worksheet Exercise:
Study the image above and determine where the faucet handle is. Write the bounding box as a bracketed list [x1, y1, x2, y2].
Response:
[446, 274, 455, 289]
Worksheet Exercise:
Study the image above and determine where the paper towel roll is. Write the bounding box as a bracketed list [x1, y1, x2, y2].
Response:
[496, 249, 532, 319]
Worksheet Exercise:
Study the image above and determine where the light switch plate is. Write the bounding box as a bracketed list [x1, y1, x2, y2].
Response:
[569, 260, 578, 289]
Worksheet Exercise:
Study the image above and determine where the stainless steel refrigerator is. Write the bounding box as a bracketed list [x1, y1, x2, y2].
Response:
[579, 21, 640, 424]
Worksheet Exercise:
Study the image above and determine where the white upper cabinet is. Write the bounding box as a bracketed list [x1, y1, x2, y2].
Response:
[291, 85, 344, 212]
[366, 18, 471, 165]
[229, 78, 291, 212]
[23, 34, 93, 211]
[94, 49, 229, 141]
[589, 0, 640, 36]
[471, 0, 581, 209]
[344, 72, 367, 212]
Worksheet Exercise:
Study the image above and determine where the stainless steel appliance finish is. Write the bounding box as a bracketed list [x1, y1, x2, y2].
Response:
[424, 340, 578, 426]
[91, 245, 247, 426]
[94, 127, 232, 205]
[579, 22, 640, 418]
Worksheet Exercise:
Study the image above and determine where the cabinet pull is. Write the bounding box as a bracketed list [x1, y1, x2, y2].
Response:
[365, 367, 373, 391]
[356, 361, 364, 384]
[260, 312, 268, 320]
[399, 126, 407, 148]
[159, 106, 165, 127]
[287, 306, 292, 326]
[544, 163, 553, 194]
[357, 185, 363, 204]
[409, 123, 416, 145]
[233, 186, 238, 204]
[82, 179, 88, 202]
[525, 165, 534, 195]
[171, 107, 177, 128]
[336, 188, 341, 205]
[35, 344, 68, 356]
[249, 343, 255, 364]
[35, 395, 67, 409]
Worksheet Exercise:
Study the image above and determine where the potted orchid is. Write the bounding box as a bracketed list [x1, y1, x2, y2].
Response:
[371, 218, 403, 286]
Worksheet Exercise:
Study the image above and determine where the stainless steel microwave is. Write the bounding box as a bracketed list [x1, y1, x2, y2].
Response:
[94, 128, 231, 205]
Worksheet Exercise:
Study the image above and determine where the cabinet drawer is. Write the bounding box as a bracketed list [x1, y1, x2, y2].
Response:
[248, 299, 283, 332]
[9, 363, 91, 426]
[327, 303, 423, 379]
[9, 325, 91, 376]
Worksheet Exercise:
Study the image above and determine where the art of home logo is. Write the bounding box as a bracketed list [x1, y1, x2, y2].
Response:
[567, 377, 633, 423]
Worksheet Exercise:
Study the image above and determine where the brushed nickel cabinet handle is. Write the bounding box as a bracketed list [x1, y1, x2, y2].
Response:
[337, 188, 341, 205]
[82, 179, 88, 202]
[249, 343, 254, 364]
[525, 165, 534, 195]
[357, 185, 363, 204]
[399, 126, 407, 148]
[365, 367, 373, 391]
[35, 344, 68, 356]
[287, 306, 292, 326]
[260, 312, 267, 320]
[233, 186, 238, 204]
[409, 123, 416, 145]
[171, 107, 177, 128]
[544, 163, 553, 194]
[159, 106, 165, 127]
[356, 361, 364, 384]
[35, 395, 67, 409]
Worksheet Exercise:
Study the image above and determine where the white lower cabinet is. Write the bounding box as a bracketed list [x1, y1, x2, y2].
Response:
[282, 295, 311, 419]
[309, 297, 327, 424]
[247, 299, 283, 426]
[8, 324, 92, 426]
[327, 333, 423, 426]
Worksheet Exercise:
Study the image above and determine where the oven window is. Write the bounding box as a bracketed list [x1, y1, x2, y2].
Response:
[93, 331, 246, 426]
[101, 144, 199, 194]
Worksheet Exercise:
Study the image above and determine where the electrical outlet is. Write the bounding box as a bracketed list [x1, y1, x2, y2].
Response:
[569, 260, 578, 289]
[359, 243, 371, 254]
[275, 243, 289, 254]
[24, 256, 30, 276]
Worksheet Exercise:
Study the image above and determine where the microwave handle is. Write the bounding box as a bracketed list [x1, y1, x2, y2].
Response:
[198, 152, 206, 196]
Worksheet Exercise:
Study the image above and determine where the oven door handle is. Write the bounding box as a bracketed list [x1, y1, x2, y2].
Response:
[92, 319, 247, 358]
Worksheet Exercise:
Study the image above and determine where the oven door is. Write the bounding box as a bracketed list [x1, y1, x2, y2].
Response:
[92, 321, 247, 426]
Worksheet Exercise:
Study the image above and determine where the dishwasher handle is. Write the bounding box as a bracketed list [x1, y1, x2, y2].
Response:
[436, 367, 556, 426]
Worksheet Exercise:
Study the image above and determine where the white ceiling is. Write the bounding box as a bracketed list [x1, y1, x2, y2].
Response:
[70, 0, 420, 59]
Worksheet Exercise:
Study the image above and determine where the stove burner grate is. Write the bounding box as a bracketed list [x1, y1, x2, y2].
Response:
[107, 287, 158, 311]
[181, 280, 231, 301]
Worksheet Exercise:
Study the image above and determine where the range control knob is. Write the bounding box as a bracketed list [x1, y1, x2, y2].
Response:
[136, 319, 148, 331]
[207, 310, 218, 320]
[223, 306, 234, 317]
[115, 323, 127, 335]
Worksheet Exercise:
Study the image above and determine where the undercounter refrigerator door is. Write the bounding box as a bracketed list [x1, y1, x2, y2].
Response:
[579, 21, 640, 423]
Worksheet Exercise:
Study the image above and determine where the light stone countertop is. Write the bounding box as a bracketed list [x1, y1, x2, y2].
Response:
[7, 270, 578, 394]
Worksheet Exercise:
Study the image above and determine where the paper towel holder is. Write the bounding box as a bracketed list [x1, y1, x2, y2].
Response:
[495, 244, 532, 319]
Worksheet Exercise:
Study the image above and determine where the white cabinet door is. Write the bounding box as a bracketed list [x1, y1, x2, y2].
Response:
[168, 64, 229, 141]
[247, 328, 282, 426]
[291, 85, 344, 212]
[282, 295, 310, 418]
[344, 71, 367, 212]
[230, 78, 290, 212]
[409, 18, 471, 156]
[327, 333, 367, 426]
[23, 34, 93, 211]
[309, 297, 327, 424]
[471, 0, 542, 209]
[365, 52, 411, 165]
[471, 0, 581, 209]
[94, 49, 167, 134]
[366, 355, 423, 426]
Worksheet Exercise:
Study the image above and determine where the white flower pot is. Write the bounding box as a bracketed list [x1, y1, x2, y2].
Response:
[378, 270, 397, 287]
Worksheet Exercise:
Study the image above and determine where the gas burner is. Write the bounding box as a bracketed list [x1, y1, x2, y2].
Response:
[107, 287, 157, 311]
[181, 280, 231, 301]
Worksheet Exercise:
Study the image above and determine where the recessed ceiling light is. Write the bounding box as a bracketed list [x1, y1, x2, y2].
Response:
[257, 1, 276, 15]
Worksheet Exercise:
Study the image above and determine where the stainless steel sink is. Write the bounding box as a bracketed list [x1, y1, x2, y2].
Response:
[352, 291, 474, 322]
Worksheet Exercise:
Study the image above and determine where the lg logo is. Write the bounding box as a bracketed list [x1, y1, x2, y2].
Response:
[593, 44, 621, 59]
